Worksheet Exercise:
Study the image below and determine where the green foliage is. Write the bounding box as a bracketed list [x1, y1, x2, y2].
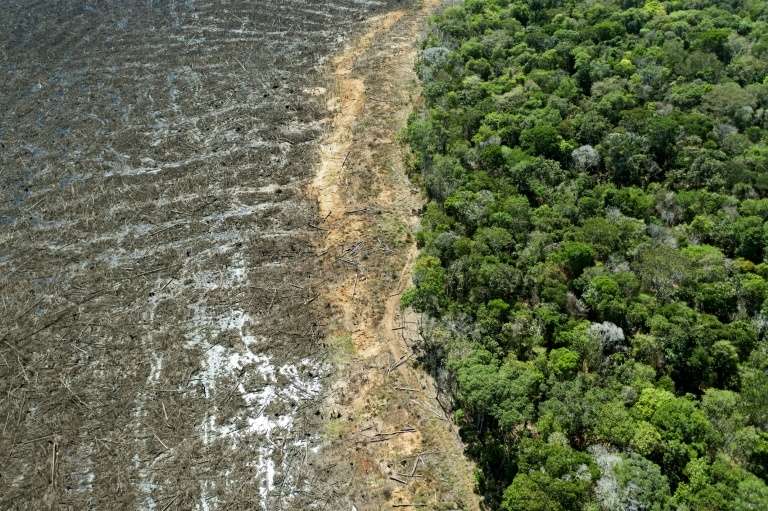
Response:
[501, 438, 598, 511]
[548, 348, 580, 379]
[400, 255, 447, 315]
[451, 349, 545, 432]
[405, 0, 768, 507]
[549, 241, 595, 278]
[672, 457, 768, 511]
[520, 125, 562, 160]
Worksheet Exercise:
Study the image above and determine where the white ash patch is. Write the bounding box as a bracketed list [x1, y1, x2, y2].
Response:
[199, 202, 271, 223]
[256, 445, 276, 507]
[91, 229, 249, 269]
[256, 183, 283, 194]
[131, 277, 172, 510]
[302, 86, 327, 96]
[184, 260, 325, 509]
[190, 252, 249, 291]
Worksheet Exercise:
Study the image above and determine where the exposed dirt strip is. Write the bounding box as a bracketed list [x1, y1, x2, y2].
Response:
[310, 2, 481, 508]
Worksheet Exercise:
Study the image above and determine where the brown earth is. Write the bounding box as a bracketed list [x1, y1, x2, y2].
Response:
[310, 3, 481, 509]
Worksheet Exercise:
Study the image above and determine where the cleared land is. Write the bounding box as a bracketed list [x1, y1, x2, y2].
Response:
[1, 0, 396, 508]
[310, 3, 480, 509]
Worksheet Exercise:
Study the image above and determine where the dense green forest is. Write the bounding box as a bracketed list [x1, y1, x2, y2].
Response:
[403, 0, 768, 508]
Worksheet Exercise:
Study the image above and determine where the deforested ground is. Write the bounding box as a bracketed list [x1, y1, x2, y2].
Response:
[0, 0, 421, 508]
[308, 2, 480, 508]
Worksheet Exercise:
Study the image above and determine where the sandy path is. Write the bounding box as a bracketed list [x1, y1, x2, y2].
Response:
[310, 2, 481, 508]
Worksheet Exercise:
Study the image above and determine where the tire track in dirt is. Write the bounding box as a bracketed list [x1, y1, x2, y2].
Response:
[311, 2, 481, 508]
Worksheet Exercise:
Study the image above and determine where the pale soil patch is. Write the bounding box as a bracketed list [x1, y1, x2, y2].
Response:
[310, 2, 481, 508]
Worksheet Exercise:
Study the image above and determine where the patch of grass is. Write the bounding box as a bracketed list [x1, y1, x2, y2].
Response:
[329, 332, 355, 363]
[324, 418, 351, 440]
[375, 212, 410, 248]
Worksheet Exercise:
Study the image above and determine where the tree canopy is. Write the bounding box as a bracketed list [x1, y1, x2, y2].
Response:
[405, 0, 768, 508]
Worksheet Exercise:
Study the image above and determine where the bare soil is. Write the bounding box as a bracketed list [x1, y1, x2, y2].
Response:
[309, 3, 481, 509]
